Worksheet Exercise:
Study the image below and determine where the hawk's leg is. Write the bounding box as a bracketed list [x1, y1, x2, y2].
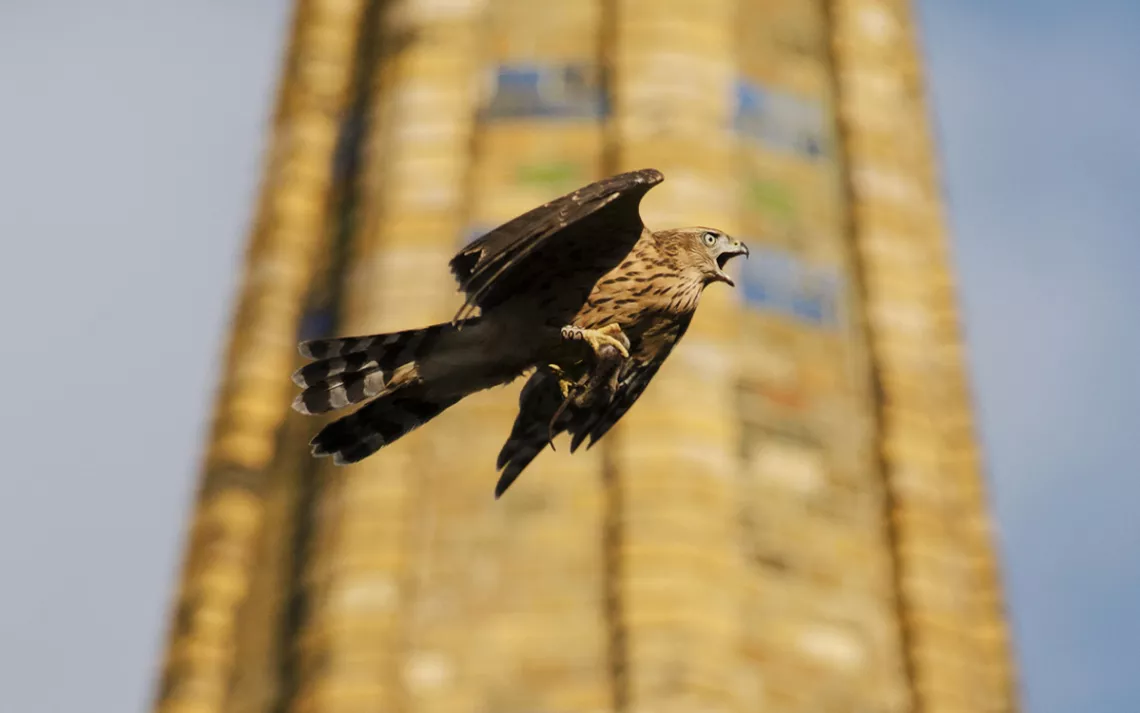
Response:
[560, 323, 631, 360]
[547, 340, 626, 449]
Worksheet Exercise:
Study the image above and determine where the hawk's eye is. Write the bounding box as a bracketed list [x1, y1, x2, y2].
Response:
[702, 232, 718, 247]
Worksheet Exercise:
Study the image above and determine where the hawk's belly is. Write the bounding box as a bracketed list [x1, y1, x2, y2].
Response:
[570, 274, 700, 346]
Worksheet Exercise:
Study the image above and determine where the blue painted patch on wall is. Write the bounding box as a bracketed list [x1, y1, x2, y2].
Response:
[739, 244, 845, 329]
[734, 80, 830, 160]
[482, 63, 608, 121]
[298, 305, 336, 341]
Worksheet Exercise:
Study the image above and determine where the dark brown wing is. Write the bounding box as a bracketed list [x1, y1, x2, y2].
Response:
[569, 314, 693, 452]
[491, 315, 690, 498]
[448, 168, 664, 322]
[493, 367, 567, 498]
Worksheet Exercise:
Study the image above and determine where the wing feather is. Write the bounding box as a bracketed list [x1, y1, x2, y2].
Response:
[449, 168, 664, 322]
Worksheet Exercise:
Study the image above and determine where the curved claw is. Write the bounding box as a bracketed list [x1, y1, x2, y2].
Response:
[560, 324, 631, 360]
[597, 334, 630, 359]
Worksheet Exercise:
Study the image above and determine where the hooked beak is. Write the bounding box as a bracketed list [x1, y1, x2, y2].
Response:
[712, 240, 749, 287]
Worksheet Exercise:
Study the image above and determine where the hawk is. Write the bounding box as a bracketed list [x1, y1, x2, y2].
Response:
[291, 168, 748, 497]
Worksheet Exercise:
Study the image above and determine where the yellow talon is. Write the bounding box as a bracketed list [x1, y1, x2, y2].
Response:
[561, 324, 631, 360]
[546, 363, 576, 399]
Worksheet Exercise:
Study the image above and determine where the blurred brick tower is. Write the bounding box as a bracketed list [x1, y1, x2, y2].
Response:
[153, 1, 1019, 713]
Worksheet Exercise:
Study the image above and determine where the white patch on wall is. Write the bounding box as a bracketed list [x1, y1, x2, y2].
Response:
[331, 574, 399, 614]
[389, 0, 487, 25]
[857, 4, 899, 43]
[796, 623, 865, 672]
[852, 165, 923, 205]
[867, 298, 931, 337]
[388, 155, 465, 209]
[750, 438, 826, 496]
[860, 229, 927, 267]
[404, 650, 453, 691]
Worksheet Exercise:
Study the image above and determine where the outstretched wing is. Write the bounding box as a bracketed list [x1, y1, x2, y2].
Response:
[449, 168, 664, 322]
[569, 315, 693, 452]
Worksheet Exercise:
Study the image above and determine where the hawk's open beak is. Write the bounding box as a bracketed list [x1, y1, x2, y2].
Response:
[713, 240, 749, 287]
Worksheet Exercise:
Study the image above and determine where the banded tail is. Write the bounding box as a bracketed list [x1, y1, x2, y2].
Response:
[291, 319, 478, 464]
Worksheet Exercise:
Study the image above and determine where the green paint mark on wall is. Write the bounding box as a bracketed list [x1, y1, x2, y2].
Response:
[516, 161, 583, 192]
[746, 179, 796, 221]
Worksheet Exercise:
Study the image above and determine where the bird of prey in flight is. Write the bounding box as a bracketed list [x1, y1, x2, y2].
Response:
[291, 168, 748, 497]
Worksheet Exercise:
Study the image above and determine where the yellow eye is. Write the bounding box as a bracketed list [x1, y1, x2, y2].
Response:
[702, 231, 717, 246]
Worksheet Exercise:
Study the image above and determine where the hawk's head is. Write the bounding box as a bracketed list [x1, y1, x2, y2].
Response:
[663, 227, 750, 287]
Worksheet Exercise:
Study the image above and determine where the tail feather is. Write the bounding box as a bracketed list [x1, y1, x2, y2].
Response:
[292, 349, 379, 388]
[298, 325, 431, 360]
[295, 319, 484, 464]
[310, 389, 462, 465]
[292, 319, 480, 417]
[294, 320, 473, 387]
[291, 367, 388, 415]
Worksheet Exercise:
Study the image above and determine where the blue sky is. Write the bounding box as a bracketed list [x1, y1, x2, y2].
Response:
[919, 2, 1140, 710]
[0, 2, 1136, 712]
